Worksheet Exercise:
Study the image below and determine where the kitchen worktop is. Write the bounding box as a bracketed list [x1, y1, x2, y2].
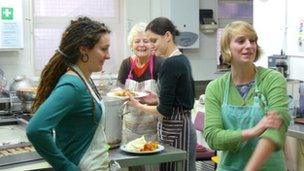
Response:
[110, 144, 186, 169]
[287, 122, 304, 140]
[0, 144, 186, 171]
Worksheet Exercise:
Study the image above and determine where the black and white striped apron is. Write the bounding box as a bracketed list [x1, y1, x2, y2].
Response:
[158, 107, 197, 171]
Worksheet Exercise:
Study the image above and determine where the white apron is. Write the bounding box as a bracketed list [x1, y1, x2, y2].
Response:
[71, 66, 111, 171]
[122, 55, 158, 144]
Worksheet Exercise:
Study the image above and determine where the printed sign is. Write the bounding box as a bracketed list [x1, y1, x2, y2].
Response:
[1, 7, 14, 20]
[0, 0, 23, 50]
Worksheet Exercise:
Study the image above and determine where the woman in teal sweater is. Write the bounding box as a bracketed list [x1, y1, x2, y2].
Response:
[26, 17, 111, 171]
[204, 21, 291, 171]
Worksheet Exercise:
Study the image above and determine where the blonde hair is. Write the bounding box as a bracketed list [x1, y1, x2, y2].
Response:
[220, 21, 262, 65]
[127, 22, 147, 49]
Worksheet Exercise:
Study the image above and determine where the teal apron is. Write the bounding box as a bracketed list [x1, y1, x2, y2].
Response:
[218, 73, 286, 171]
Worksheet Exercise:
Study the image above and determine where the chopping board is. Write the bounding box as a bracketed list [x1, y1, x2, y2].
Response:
[294, 118, 304, 125]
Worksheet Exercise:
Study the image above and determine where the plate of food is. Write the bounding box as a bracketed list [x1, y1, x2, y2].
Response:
[120, 144, 164, 154]
[120, 136, 164, 154]
[107, 89, 148, 99]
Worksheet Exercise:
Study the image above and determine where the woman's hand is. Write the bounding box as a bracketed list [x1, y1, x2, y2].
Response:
[127, 95, 142, 109]
[242, 111, 282, 140]
[259, 111, 282, 129]
[139, 90, 158, 105]
[127, 93, 160, 116]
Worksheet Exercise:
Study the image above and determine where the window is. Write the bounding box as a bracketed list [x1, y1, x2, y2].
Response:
[33, 0, 123, 75]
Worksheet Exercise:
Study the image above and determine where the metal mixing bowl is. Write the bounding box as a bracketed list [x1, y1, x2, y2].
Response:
[16, 87, 37, 101]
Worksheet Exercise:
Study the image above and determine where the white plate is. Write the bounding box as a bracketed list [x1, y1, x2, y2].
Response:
[106, 91, 148, 99]
[120, 144, 165, 154]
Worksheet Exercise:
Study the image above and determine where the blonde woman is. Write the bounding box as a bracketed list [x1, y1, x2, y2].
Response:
[204, 21, 290, 171]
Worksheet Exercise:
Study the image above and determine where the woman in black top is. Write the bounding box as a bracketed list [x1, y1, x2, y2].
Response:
[127, 17, 196, 171]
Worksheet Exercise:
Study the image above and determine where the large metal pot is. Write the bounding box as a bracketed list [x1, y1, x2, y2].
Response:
[9, 75, 34, 92]
[10, 75, 36, 113]
[103, 96, 124, 148]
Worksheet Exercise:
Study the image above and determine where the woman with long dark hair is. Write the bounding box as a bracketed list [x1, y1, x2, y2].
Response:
[27, 17, 111, 170]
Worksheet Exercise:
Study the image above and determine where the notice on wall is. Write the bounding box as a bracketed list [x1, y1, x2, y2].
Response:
[298, 19, 304, 52]
[0, 0, 23, 50]
[286, 0, 304, 57]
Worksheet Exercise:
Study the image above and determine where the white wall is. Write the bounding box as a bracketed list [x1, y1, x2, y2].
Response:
[253, 0, 285, 67]
[185, 0, 220, 81]
[254, 0, 304, 81]
[124, 0, 153, 56]
[0, 0, 35, 87]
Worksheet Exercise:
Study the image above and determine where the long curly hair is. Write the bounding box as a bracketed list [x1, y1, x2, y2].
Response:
[31, 17, 110, 113]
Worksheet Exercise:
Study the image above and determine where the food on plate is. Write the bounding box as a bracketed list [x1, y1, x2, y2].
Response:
[125, 136, 159, 152]
[125, 136, 146, 152]
[114, 89, 136, 97]
[140, 141, 159, 152]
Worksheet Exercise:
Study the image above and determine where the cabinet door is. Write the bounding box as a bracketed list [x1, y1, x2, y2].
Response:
[285, 136, 298, 171]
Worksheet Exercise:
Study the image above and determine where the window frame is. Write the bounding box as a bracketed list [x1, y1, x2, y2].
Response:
[31, 0, 125, 75]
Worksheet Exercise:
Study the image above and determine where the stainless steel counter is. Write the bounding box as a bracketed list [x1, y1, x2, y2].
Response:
[0, 144, 186, 170]
[110, 144, 186, 170]
[287, 122, 304, 140]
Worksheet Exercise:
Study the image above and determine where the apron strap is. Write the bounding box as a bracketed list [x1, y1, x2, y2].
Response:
[223, 73, 231, 104]
[224, 69, 259, 104]
[127, 56, 137, 79]
[253, 68, 269, 112]
[70, 65, 105, 124]
[149, 54, 154, 80]
[224, 68, 268, 112]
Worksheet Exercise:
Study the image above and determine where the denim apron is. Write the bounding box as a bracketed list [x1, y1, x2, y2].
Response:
[71, 66, 111, 171]
[218, 73, 286, 171]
